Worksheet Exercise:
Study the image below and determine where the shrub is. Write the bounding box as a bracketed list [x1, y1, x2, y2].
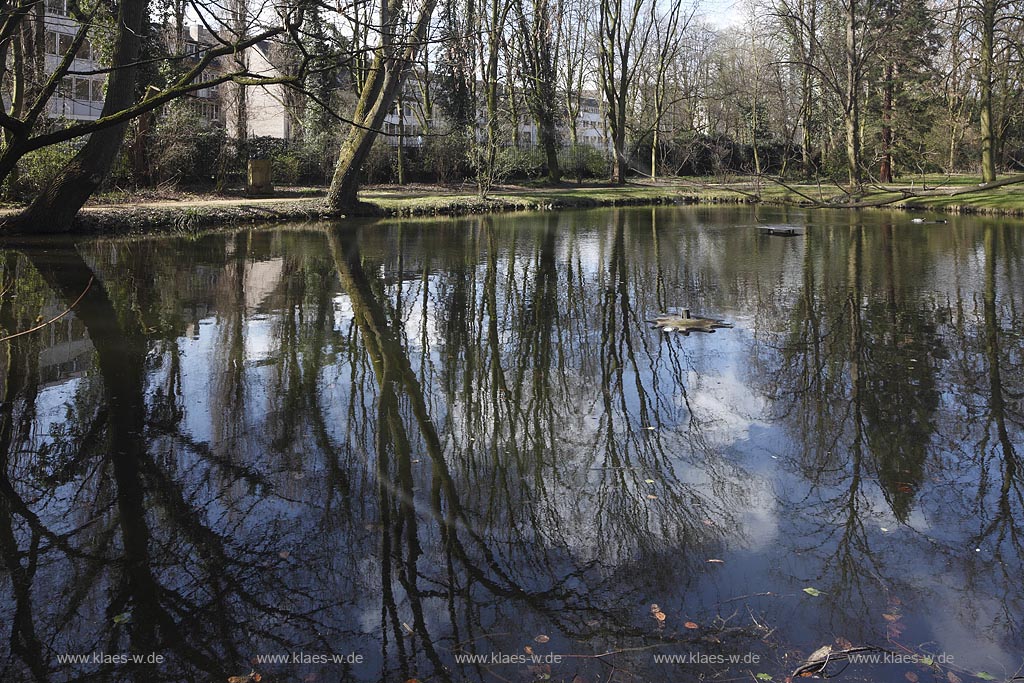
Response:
[7, 142, 79, 200]
[271, 153, 302, 185]
[421, 132, 472, 184]
[150, 105, 228, 185]
[362, 140, 398, 184]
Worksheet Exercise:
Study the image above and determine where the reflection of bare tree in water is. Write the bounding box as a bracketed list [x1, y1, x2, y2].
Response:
[1, 213, 771, 683]
[946, 225, 1024, 630]
[324, 216, 760, 680]
[753, 219, 944, 620]
[0, 245, 351, 681]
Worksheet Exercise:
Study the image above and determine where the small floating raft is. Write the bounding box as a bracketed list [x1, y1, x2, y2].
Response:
[650, 310, 734, 335]
[759, 227, 801, 236]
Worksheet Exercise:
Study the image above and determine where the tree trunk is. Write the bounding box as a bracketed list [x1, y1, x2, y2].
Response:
[651, 126, 658, 180]
[844, 0, 861, 188]
[325, 0, 439, 212]
[799, 0, 816, 178]
[612, 128, 628, 184]
[397, 92, 405, 185]
[880, 62, 894, 183]
[979, 0, 996, 183]
[16, 0, 147, 232]
[541, 123, 562, 183]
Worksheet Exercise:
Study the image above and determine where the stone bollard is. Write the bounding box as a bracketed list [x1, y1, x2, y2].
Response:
[247, 159, 273, 195]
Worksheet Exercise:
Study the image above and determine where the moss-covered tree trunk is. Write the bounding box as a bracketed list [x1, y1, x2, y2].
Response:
[325, 0, 439, 213]
[16, 0, 147, 232]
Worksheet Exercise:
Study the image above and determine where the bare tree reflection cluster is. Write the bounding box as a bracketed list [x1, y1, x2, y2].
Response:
[1, 208, 1022, 681]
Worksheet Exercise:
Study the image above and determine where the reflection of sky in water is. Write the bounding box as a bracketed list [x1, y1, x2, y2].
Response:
[2, 206, 1023, 682]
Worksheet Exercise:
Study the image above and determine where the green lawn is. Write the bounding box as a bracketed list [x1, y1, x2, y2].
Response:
[358, 173, 1024, 216]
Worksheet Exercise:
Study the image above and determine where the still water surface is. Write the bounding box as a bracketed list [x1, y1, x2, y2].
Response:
[0, 206, 1022, 683]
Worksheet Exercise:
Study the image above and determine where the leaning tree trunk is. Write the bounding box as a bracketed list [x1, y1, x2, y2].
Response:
[325, 0, 439, 213]
[17, 0, 146, 232]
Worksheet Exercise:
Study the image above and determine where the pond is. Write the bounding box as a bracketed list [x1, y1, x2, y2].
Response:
[0, 206, 1022, 683]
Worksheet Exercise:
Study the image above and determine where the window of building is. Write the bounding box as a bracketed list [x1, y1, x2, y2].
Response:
[60, 33, 74, 55]
[46, 33, 93, 60]
[74, 77, 90, 100]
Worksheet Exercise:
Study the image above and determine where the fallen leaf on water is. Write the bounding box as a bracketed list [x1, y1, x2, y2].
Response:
[905, 673, 918, 683]
[835, 637, 853, 650]
[802, 587, 823, 597]
[401, 622, 414, 635]
[647, 494, 658, 499]
[756, 674, 773, 681]
[644, 479, 655, 483]
[706, 559, 725, 564]
[650, 603, 660, 613]
[882, 613, 900, 622]
[112, 612, 131, 624]
[654, 611, 666, 622]
[535, 634, 550, 643]
[947, 673, 962, 683]
[684, 621, 699, 629]
[920, 656, 934, 666]
[975, 673, 997, 681]
[525, 646, 534, 655]
[278, 550, 290, 559]
[227, 672, 261, 683]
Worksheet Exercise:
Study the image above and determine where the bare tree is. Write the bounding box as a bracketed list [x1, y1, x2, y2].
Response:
[596, 0, 653, 183]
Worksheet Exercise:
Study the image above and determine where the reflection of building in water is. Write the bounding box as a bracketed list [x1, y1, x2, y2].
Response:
[35, 304, 92, 386]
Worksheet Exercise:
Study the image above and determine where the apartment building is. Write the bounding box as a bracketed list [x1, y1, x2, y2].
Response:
[34, 8, 607, 154]
[378, 77, 611, 152]
[44, 0, 106, 120]
[38, 9, 226, 126]
[223, 40, 295, 140]
[179, 24, 226, 126]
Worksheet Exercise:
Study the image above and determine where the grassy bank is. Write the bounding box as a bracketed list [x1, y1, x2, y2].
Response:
[16, 182, 751, 235]
[3, 175, 1024, 235]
